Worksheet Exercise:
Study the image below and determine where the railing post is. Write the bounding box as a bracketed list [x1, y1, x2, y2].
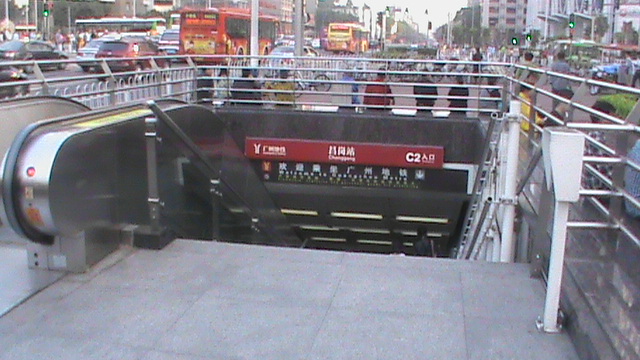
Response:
[499, 100, 521, 262]
[99, 60, 117, 106]
[145, 117, 161, 231]
[210, 179, 221, 239]
[537, 127, 585, 333]
[32, 63, 49, 95]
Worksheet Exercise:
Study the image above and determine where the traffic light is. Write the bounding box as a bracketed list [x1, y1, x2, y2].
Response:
[376, 12, 383, 26]
[511, 37, 519, 46]
[428, 21, 432, 30]
[526, 33, 532, 42]
[569, 13, 576, 29]
[43, 1, 50, 17]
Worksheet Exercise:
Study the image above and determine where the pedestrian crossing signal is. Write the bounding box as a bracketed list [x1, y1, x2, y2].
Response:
[43, 2, 50, 17]
[526, 33, 532, 41]
[511, 37, 519, 46]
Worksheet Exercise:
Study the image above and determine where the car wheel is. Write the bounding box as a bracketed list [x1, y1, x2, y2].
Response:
[58, 62, 67, 70]
[80, 66, 91, 73]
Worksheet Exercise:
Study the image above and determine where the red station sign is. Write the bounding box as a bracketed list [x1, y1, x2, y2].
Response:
[245, 138, 445, 169]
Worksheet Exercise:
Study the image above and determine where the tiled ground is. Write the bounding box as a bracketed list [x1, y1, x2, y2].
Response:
[0, 240, 579, 360]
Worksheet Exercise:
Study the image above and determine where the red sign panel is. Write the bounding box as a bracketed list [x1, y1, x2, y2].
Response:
[245, 138, 444, 169]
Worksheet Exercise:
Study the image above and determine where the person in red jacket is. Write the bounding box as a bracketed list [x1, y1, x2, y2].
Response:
[363, 69, 394, 110]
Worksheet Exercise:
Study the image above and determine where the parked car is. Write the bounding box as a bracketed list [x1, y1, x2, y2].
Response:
[0, 41, 68, 72]
[158, 29, 180, 55]
[77, 38, 109, 72]
[95, 37, 165, 72]
[0, 66, 28, 98]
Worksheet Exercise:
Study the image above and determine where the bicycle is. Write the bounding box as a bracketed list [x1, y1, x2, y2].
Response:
[292, 70, 331, 97]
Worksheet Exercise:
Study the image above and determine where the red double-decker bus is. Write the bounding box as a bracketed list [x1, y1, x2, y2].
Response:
[179, 8, 278, 61]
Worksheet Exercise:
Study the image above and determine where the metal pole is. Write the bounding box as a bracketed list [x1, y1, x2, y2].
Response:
[294, 0, 303, 56]
[499, 100, 521, 262]
[5, 0, 8, 24]
[425, 9, 429, 47]
[250, 0, 258, 66]
[544, 0, 550, 41]
[35, 0, 38, 33]
[539, 201, 570, 332]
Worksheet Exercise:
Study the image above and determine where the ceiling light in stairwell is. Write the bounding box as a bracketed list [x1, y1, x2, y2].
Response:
[356, 239, 392, 246]
[400, 231, 444, 237]
[299, 225, 339, 231]
[311, 237, 346, 243]
[281, 209, 319, 216]
[395, 215, 448, 224]
[330, 212, 383, 220]
[350, 228, 390, 234]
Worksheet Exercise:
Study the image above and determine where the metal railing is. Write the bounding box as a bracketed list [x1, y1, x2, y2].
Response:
[2, 53, 640, 356]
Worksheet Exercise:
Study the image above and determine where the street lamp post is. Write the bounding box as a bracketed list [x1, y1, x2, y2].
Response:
[425, 9, 429, 46]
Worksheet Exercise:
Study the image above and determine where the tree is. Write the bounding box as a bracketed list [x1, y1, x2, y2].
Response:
[53, 1, 111, 31]
[594, 15, 608, 41]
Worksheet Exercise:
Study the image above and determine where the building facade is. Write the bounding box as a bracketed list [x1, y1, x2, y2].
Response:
[481, 0, 527, 43]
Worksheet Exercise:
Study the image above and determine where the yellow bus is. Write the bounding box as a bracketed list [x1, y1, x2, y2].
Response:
[326, 23, 369, 54]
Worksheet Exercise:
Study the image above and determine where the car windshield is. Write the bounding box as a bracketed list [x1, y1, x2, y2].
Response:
[100, 42, 129, 52]
[0, 41, 23, 51]
[160, 31, 179, 42]
[271, 46, 294, 55]
[84, 40, 104, 49]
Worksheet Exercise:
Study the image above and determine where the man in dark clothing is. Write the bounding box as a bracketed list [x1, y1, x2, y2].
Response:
[471, 47, 483, 84]
[448, 76, 469, 114]
[413, 73, 438, 112]
[363, 70, 394, 110]
[230, 68, 262, 106]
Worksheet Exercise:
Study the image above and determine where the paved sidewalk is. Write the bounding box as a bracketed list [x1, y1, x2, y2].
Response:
[0, 240, 579, 360]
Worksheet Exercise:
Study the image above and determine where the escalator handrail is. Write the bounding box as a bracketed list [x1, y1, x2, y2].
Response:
[147, 101, 290, 244]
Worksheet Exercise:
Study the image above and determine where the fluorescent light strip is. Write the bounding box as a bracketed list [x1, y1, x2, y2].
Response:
[228, 208, 245, 214]
[281, 209, 319, 216]
[299, 225, 339, 231]
[357, 239, 392, 246]
[400, 231, 444, 238]
[403, 242, 414, 247]
[311, 237, 347, 243]
[350, 228, 391, 234]
[331, 212, 383, 220]
[396, 215, 448, 224]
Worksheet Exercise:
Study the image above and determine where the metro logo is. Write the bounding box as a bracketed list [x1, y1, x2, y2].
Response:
[253, 143, 287, 157]
[405, 152, 437, 164]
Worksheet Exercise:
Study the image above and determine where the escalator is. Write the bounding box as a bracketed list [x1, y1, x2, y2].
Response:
[0, 100, 299, 251]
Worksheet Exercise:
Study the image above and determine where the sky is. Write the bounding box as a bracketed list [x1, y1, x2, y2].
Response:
[350, 0, 469, 35]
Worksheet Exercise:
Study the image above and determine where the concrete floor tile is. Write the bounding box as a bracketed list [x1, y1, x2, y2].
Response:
[331, 264, 464, 315]
[461, 270, 545, 321]
[156, 296, 325, 359]
[464, 315, 579, 360]
[205, 259, 343, 306]
[308, 308, 468, 360]
[0, 334, 143, 360]
[13, 285, 201, 348]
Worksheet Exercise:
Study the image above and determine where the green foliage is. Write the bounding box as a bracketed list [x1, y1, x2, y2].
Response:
[599, 94, 639, 119]
[53, 0, 111, 30]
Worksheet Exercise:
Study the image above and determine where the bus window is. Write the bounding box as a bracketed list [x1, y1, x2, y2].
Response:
[227, 18, 249, 38]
